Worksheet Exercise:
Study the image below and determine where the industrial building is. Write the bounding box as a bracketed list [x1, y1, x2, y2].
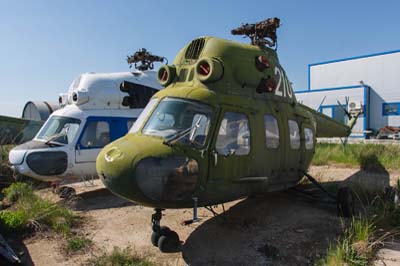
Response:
[296, 49, 400, 138]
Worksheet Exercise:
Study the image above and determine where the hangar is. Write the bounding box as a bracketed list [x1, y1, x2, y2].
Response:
[296, 49, 400, 138]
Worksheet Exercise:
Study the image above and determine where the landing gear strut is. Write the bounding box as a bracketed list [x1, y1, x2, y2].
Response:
[150, 208, 180, 252]
[301, 170, 355, 217]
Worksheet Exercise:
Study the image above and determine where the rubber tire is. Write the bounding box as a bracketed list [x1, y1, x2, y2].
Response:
[158, 230, 180, 253]
[151, 226, 170, 247]
[337, 187, 355, 217]
[384, 186, 399, 204]
[57, 186, 76, 199]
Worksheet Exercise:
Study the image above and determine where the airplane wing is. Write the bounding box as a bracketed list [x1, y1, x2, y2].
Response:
[0, 115, 43, 145]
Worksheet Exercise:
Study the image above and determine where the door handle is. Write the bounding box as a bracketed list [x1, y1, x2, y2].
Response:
[211, 150, 218, 167]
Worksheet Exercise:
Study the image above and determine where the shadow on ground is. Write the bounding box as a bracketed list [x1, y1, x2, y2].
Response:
[0, 236, 34, 266]
[345, 153, 390, 191]
[181, 190, 341, 266]
[181, 154, 391, 266]
[71, 188, 135, 211]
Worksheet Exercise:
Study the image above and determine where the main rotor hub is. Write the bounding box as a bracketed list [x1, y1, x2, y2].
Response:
[127, 48, 167, 71]
[231, 17, 281, 48]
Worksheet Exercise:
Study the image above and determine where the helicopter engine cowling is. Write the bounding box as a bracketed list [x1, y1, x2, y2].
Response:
[195, 57, 224, 83]
[157, 65, 176, 87]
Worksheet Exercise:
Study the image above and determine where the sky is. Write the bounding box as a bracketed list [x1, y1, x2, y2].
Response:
[0, 0, 399, 117]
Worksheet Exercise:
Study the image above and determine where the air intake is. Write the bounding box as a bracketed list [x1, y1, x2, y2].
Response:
[185, 38, 206, 60]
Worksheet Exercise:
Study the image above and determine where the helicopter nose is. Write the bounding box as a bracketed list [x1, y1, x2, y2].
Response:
[97, 145, 141, 201]
[97, 141, 200, 206]
[8, 148, 27, 166]
[9, 144, 67, 181]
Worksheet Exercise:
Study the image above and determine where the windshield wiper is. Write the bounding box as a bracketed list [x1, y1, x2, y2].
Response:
[163, 116, 203, 146]
[45, 132, 67, 146]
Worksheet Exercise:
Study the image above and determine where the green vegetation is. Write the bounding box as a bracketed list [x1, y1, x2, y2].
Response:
[86, 247, 154, 266]
[65, 235, 93, 253]
[313, 143, 400, 170]
[0, 145, 14, 163]
[3, 182, 34, 203]
[318, 218, 375, 266]
[0, 182, 77, 236]
[0, 209, 27, 232]
[0, 144, 15, 179]
[318, 189, 400, 266]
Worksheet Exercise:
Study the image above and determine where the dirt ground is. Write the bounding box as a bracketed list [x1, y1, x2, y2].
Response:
[3, 165, 400, 266]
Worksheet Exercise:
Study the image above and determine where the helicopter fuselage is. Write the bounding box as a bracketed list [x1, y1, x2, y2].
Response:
[97, 37, 350, 209]
[9, 71, 162, 182]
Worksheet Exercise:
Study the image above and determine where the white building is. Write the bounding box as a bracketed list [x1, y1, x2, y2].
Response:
[296, 49, 400, 138]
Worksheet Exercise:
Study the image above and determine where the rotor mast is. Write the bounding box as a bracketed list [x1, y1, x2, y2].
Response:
[127, 48, 167, 71]
[231, 17, 281, 49]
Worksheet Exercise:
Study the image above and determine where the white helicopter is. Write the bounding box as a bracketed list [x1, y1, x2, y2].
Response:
[9, 50, 165, 184]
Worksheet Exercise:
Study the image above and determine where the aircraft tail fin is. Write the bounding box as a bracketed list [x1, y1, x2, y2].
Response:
[298, 104, 362, 138]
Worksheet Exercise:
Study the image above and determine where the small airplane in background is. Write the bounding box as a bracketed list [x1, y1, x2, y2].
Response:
[8, 50, 165, 185]
[96, 18, 363, 252]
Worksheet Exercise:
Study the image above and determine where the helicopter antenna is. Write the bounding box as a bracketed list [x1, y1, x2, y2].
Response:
[231, 17, 280, 48]
[317, 96, 327, 111]
[127, 48, 167, 71]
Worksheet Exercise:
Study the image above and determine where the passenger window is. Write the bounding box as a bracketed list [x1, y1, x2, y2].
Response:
[288, 120, 300, 149]
[304, 127, 314, 150]
[80, 121, 110, 148]
[264, 115, 279, 149]
[216, 112, 250, 156]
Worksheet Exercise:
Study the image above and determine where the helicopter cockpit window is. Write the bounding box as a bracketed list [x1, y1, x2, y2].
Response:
[264, 115, 279, 149]
[142, 98, 213, 148]
[304, 127, 314, 150]
[288, 120, 300, 150]
[80, 121, 110, 148]
[216, 112, 251, 156]
[36, 116, 81, 145]
[130, 98, 158, 133]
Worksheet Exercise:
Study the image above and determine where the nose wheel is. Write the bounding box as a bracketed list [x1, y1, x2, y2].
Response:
[150, 209, 180, 252]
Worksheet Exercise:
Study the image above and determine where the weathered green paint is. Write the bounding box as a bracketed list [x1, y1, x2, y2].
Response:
[96, 36, 354, 209]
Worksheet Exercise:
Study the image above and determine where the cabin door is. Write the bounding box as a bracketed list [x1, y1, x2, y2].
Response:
[283, 114, 302, 182]
[75, 117, 128, 175]
[207, 107, 255, 195]
[265, 103, 286, 187]
[299, 122, 315, 171]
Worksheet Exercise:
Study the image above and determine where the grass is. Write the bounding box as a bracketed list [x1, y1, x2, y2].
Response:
[64, 235, 93, 253]
[0, 144, 15, 180]
[313, 143, 400, 171]
[318, 217, 390, 266]
[318, 187, 400, 266]
[85, 247, 155, 266]
[0, 144, 14, 164]
[0, 182, 77, 236]
[3, 182, 34, 203]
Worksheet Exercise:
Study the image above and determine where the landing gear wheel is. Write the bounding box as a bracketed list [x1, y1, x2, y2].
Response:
[384, 186, 399, 204]
[337, 187, 355, 217]
[151, 226, 171, 247]
[158, 230, 180, 253]
[150, 208, 181, 252]
[57, 186, 76, 199]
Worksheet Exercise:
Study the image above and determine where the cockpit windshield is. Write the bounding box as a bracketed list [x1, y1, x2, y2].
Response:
[36, 116, 81, 145]
[142, 98, 213, 148]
